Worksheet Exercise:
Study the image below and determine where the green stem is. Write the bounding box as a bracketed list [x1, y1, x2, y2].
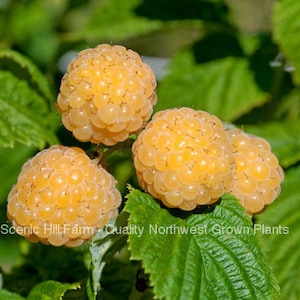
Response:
[93, 138, 135, 165]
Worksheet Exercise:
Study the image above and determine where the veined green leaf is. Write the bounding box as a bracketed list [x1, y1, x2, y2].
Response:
[244, 119, 300, 168]
[27, 280, 80, 300]
[256, 166, 300, 300]
[0, 49, 53, 101]
[273, 0, 300, 84]
[156, 52, 269, 121]
[0, 71, 58, 148]
[124, 189, 279, 300]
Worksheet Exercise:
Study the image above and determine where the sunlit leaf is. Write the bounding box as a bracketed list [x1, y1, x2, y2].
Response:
[0, 71, 58, 148]
[0, 49, 53, 101]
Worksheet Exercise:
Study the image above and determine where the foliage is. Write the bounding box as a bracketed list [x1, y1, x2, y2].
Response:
[0, 0, 299, 299]
[125, 190, 278, 300]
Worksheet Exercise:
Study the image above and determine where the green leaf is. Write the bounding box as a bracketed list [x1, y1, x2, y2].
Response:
[256, 166, 300, 300]
[0, 289, 25, 300]
[156, 52, 269, 121]
[124, 189, 279, 300]
[244, 119, 300, 168]
[0, 71, 58, 148]
[0, 49, 53, 101]
[87, 215, 128, 299]
[273, 0, 300, 84]
[79, 0, 161, 42]
[27, 280, 80, 300]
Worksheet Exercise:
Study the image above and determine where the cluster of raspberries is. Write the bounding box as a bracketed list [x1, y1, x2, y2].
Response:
[6, 44, 284, 247]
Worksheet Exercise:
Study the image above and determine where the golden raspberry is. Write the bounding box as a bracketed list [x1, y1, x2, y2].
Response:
[6, 145, 121, 247]
[57, 44, 157, 145]
[132, 107, 235, 211]
[227, 128, 284, 214]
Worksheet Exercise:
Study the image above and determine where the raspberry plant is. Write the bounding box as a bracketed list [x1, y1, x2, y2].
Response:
[0, 1, 300, 300]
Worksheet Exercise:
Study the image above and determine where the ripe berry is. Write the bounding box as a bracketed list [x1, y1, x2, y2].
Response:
[57, 44, 157, 145]
[227, 128, 284, 214]
[6, 145, 121, 247]
[132, 107, 235, 211]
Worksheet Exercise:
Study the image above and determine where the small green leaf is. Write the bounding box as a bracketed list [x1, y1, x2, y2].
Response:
[0, 289, 25, 300]
[124, 189, 279, 300]
[156, 52, 269, 121]
[87, 214, 128, 299]
[0, 71, 58, 148]
[273, 0, 300, 84]
[256, 166, 300, 300]
[244, 119, 300, 168]
[0, 49, 53, 101]
[27, 280, 80, 300]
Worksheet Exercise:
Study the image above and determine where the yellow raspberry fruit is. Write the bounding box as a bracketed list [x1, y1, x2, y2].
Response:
[132, 107, 235, 211]
[57, 44, 157, 145]
[6, 145, 121, 247]
[227, 128, 284, 214]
